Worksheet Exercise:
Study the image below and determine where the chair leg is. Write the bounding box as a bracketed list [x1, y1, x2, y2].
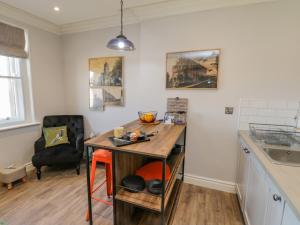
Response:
[76, 163, 80, 175]
[36, 167, 41, 180]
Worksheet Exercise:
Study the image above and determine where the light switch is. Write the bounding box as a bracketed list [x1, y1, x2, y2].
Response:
[225, 107, 234, 115]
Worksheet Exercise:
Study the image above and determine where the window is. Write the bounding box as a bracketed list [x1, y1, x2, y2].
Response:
[0, 56, 24, 123]
[0, 22, 33, 128]
[0, 55, 27, 125]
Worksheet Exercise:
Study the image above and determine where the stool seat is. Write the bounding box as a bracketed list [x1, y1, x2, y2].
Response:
[93, 150, 112, 163]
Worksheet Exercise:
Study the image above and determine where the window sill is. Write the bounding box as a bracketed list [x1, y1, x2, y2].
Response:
[0, 122, 40, 132]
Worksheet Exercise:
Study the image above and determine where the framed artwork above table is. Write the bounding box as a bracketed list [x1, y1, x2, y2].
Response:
[89, 56, 124, 111]
[166, 49, 220, 89]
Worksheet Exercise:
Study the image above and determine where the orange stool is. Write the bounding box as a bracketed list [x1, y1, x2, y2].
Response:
[86, 149, 113, 221]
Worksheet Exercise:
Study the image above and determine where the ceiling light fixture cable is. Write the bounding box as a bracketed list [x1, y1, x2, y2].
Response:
[106, 0, 135, 51]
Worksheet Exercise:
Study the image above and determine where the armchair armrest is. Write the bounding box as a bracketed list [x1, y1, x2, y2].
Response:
[75, 133, 84, 152]
[34, 136, 45, 154]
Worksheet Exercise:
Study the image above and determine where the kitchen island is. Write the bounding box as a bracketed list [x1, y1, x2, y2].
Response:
[85, 120, 186, 225]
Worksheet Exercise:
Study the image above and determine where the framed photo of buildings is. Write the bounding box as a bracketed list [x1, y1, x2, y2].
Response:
[166, 49, 220, 89]
[89, 56, 124, 110]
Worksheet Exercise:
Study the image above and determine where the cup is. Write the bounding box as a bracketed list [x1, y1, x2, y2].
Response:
[114, 127, 124, 138]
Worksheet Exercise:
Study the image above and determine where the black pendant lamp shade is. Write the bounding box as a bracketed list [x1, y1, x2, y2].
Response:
[107, 0, 135, 51]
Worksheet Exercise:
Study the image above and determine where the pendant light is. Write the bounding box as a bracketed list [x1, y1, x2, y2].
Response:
[107, 0, 135, 51]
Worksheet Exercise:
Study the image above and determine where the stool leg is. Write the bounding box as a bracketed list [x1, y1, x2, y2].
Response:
[105, 163, 113, 197]
[90, 158, 97, 192]
[86, 158, 97, 221]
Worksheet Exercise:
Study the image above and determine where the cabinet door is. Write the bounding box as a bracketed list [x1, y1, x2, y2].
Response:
[244, 155, 268, 225]
[282, 204, 300, 225]
[265, 177, 285, 225]
[236, 140, 251, 212]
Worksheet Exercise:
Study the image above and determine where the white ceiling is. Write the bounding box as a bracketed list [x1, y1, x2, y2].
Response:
[0, 0, 172, 25]
[0, 0, 276, 34]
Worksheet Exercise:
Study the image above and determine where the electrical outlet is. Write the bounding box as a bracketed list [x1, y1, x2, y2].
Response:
[225, 107, 234, 115]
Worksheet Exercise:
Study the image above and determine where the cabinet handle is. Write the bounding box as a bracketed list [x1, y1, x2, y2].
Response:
[273, 194, 282, 202]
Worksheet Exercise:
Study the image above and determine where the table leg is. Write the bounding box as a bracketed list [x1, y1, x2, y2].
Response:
[161, 158, 166, 225]
[182, 127, 187, 181]
[112, 151, 117, 225]
[85, 145, 93, 225]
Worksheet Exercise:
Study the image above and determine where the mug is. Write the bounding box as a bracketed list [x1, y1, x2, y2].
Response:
[114, 127, 124, 138]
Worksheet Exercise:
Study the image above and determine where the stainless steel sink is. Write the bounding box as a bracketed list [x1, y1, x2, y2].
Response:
[263, 148, 300, 167]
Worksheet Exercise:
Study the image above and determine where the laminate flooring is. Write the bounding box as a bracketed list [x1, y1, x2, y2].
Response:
[0, 165, 244, 225]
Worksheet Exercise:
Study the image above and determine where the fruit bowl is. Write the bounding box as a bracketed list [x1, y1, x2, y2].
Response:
[138, 111, 157, 123]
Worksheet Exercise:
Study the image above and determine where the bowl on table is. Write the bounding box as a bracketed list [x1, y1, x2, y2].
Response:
[138, 111, 157, 123]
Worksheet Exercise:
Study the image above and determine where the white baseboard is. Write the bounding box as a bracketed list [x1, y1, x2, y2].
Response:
[184, 173, 236, 194]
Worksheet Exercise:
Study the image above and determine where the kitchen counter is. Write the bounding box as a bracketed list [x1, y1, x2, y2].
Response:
[239, 130, 300, 220]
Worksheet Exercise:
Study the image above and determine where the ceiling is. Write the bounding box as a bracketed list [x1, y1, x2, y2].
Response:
[0, 0, 276, 34]
[0, 0, 171, 25]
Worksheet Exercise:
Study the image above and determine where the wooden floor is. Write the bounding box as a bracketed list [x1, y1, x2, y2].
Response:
[0, 165, 244, 225]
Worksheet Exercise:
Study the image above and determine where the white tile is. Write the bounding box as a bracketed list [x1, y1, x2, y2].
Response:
[276, 109, 297, 118]
[287, 101, 300, 110]
[239, 98, 249, 107]
[249, 116, 266, 124]
[284, 118, 297, 126]
[240, 108, 258, 116]
[238, 99, 300, 129]
[265, 117, 285, 125]
[249, 99, 268, 108]
[257, 109, 276, 117]
[268, 100, 287, 109]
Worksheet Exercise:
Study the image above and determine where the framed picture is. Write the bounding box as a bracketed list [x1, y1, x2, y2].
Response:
[89, 88, 104, 111]
[166, 49, 220, 89]
[89, 56, 124, 110]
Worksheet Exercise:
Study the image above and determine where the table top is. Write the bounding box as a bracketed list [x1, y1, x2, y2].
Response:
[85, 120, 186, 158]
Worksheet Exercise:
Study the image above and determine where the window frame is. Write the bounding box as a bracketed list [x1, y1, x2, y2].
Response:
[0, 57, 25, 125]
[0, 23, 35, 129]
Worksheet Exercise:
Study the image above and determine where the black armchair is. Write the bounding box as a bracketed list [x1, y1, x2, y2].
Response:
[32, 115, 84, 179]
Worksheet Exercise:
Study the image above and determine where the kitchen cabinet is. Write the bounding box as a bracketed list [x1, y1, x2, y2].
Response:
[238, 136, 300, 225]
[244, 155, 268, 225]
[282, 204, 300, 225]
[265, 177, 285, 225]
[236, 140, 251, 212]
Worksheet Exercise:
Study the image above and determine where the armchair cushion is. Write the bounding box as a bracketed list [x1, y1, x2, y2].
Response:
[43, 126, 69, 148]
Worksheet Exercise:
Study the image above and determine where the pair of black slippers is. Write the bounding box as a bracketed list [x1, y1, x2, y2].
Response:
[122, 175, 163, 195]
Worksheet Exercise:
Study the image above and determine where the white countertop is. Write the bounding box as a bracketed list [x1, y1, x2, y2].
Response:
[239, 130, 300, 220]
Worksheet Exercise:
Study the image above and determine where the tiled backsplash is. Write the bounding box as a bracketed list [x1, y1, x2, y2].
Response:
[238, 99, 300, 130]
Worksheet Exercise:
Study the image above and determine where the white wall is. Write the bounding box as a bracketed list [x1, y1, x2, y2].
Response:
[0, 17, 65, 167]
[62, 0, 300, 183]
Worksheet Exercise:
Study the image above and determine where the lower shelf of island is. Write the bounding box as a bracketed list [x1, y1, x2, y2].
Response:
[115, 151, 185, 212]
[116, 179, 183, 225]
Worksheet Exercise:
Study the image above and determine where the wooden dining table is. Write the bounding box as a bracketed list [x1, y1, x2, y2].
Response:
[84, 120, 186, 225]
